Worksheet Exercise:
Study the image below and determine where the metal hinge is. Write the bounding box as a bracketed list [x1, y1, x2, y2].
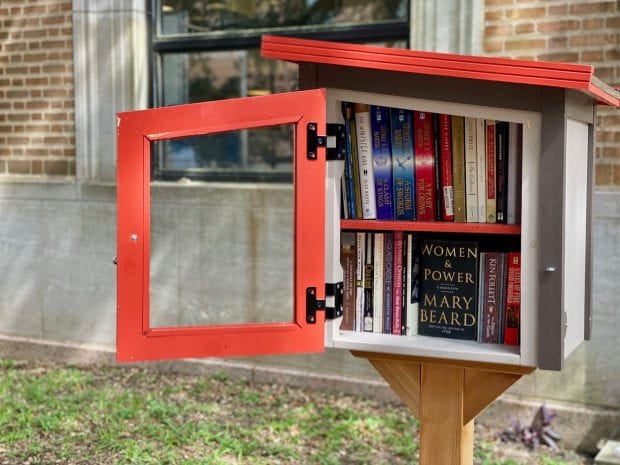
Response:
[307, 123, 345, 161]
[306, 282, 344, 324]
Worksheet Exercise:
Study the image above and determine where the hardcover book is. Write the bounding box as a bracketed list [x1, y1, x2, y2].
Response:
[340, 232, 356, 331]
[370, 105, 394, 220]
[439, 113, 454, 221]
[405, 234, 421, 336]
[355, 232, 366, 332]
[451, 116, 466, 223]
[479, 252, 506, 344]
[390, 108, 415, 220]
[504, 252, 521, 345]
[464, 117, 478, 223]
[507, 122, 522, 225]
[341, 102, 357, 219]
[414, 111, 437, 221]
[418, 239, 479, 340]
[363, 232, 374, 332]
[354, 103, 377, 219]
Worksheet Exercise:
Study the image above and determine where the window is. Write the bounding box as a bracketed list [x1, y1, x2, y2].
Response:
[150, 0, 410, 182]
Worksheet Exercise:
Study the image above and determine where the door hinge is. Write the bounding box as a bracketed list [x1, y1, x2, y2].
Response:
[307, 123, 345, 161]
[306, 282, 344, 324]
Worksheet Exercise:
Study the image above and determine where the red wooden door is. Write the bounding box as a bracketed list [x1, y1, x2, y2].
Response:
[117, 89, 327, 362]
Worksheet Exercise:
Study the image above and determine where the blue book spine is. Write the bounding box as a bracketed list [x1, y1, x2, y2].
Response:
[342, 102, 357, 219]
[390, 108, 416, 220]
[370, 105, 393, 220]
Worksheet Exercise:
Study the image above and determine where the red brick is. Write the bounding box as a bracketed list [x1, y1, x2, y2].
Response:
[595, 163, 613, 186]
[23, 29, 47, 39]
[485, 25, 513, 37]
[537, 20, 580, 33]
[484, 40, 503, 53]
[570, 2, 615, 15]
[6, 89, 28, 98]
[505, 7, 546, 19]
[44, 159, 69, 176]
[7, 136, 29, 145]
[41, 64, 66, 73]
[607, 17, 620, 28]
[5, 42, 27, 52]
[485, 10, 504, 21]
[548, 5, 568, 15]
[42, 15, 66, 25]
[603, 147, 620, 159]
[31, 160, 43, 175]
[25, 148, 49, 157]
[582, 18, 604, 29]
[538, 52, 579, 63]
[23, 5, 46, 14]
[41, 40, 64, 49]
[549, 37, 568, 48]
[515, 22, 535, 34]
[569, 34, 615, 47]
[505, 38, 546, 51]
[582, 50, 604, 62]
[25, 77, 49, 86]
[8, 159, 30, 175]
[23, 53, 47, 62]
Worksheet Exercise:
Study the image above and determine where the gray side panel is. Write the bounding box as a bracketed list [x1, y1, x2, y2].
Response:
[538, 89, 567, 371]
[315, 64, 545, 113]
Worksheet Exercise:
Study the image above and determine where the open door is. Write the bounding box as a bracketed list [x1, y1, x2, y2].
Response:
[117, 89, 327, 362]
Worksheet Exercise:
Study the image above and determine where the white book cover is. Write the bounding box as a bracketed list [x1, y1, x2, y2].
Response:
[372, 233, 384, 334]
[507, 122, 522, 225]
[354, 104, 377, 219]
[464, 117, 478, 223]
[476, 118, 487, 223]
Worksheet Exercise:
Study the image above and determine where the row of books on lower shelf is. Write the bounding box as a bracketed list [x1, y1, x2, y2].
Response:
[340, 102, 522, 224]
[340, 231, 521, 345]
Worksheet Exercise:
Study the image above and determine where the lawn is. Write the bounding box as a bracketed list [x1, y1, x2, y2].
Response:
[0, 359, 590, 465]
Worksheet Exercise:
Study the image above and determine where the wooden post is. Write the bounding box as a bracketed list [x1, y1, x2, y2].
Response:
[352, 351, 534, 465]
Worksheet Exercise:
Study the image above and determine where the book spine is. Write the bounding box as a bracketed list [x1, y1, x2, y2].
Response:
[370, 105, 394, 220]
[476, 118, 487, 223]
[497, 253, 507, 344]
[486, 120, 497, 223]
[349, 114, 363, 219]
[405, 234, 420, 336]
[400, 234, 408, 335]
[481, 252, 501, 344]
[340, 232, 356, 331]
[432, 114, 442, 220]
[363, 232, 374, 332]
[354, 104, 377, 219]
[342, 103, 357, 219]
[507, 122, 522, 225]
[419, 239, 479, 340]
[414, 111, 437, 221]
[383, 232, 394, 334]
[355, 232, 365, 332]
[504, 252, 521, 345]
[372, 232, 384, 334]
[451, 116, 466, 223]
[464, 117, 478, 223]
[439, 114, 454, 221]
[390, 108, 416, 221]
[477, 252, 486, 343]
[392, 231, 404, 335]
[495, 121, 509, 223]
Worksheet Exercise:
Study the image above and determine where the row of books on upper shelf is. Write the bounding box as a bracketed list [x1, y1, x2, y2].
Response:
[340, 102, 523, 224]
[340, 231, 521, 345]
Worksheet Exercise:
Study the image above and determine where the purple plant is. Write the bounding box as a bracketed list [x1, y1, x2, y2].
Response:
[499, 404, 562, 450]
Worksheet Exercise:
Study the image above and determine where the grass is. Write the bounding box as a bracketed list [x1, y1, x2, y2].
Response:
[0, 359, 589, 465]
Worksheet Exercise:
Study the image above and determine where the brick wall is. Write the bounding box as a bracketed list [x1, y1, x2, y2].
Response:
[0, 0, 75, 177]
[484, 0, 620, 188]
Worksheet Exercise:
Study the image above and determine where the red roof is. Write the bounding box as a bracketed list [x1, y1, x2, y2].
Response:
[261, 35, 619, 108]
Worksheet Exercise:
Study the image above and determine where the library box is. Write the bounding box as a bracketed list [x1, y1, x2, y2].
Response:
[117, 36, 619, 371]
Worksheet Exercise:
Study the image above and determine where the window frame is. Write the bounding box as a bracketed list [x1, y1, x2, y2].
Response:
[148, 0, 410, 182]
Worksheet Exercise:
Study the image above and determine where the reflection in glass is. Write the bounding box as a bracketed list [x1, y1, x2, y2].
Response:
[150, 127, 294, 328]
[159, 0, 408, 35]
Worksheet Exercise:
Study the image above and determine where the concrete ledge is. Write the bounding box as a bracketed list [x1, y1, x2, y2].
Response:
[2, 334, 618, 454]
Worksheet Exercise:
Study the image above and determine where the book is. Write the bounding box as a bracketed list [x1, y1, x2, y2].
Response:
[372, 232, 385, 334]
[507, 122, 522, 225]
[432, 114, 442, 220]
[383, 232, 394, 333]
[486, 120, 497, 223]
[476, 118, 487, 223]
[495, 121, 509, 223]
[504, 252, 521, 345]
[341, 102, 357, 219]
[363, 232, 374, 332]
[414, 111, 437, 221]
[370, 105, 393, 220]
[355, 232, 365, 332]
[418, 239, 479, 340]
[340, 232, 356, 331]
[400, 234, 409, 335]
[405, 234, 420, 336]
[390, 108, 415, 221]
[439, 113, 454, 221]
[479, 252, 505, 344]
[354, 103, 377, 219]
[451, 116, 466, 223]
[464, 117, 478, 223]
[392, 231, 404, 335]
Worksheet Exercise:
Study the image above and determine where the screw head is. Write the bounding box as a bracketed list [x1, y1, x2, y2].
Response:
[130, 234, 138, 241]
